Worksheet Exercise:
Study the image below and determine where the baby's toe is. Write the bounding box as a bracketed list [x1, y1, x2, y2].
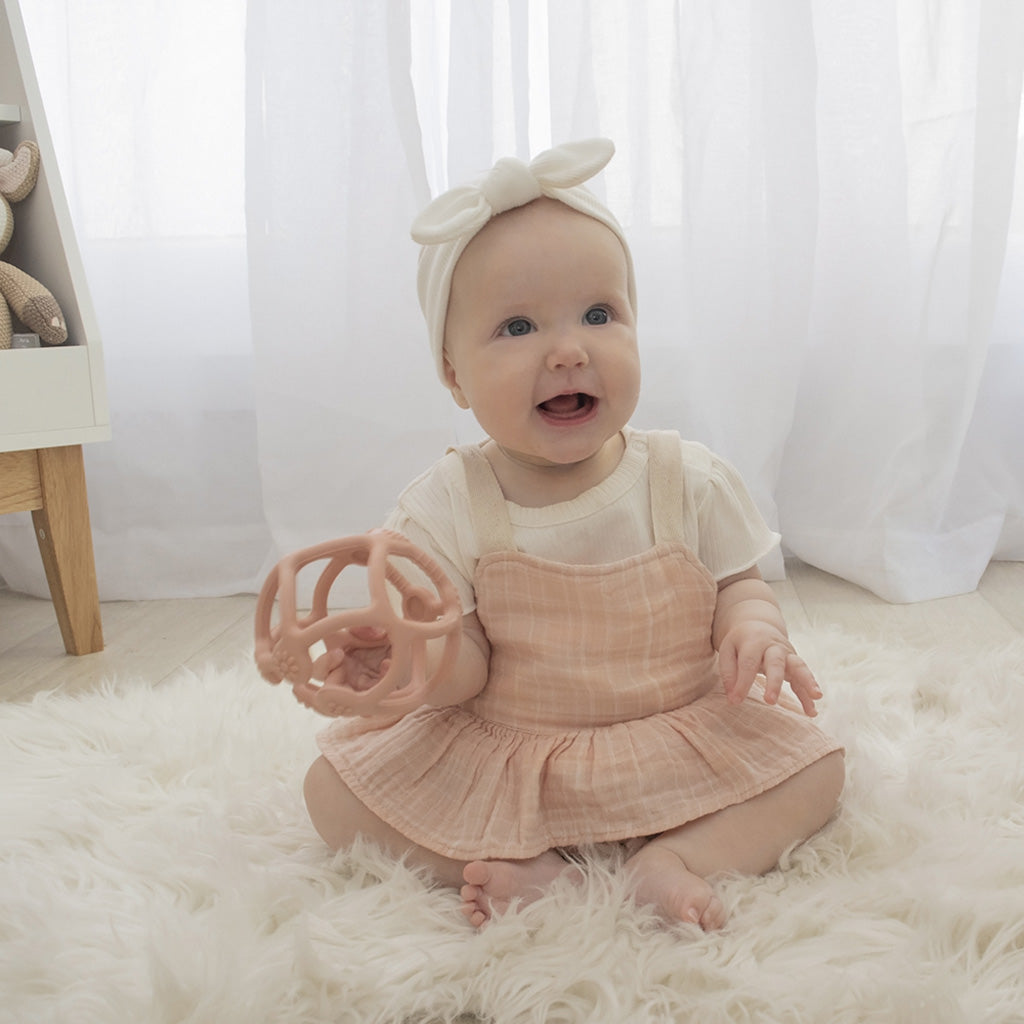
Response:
[699, 895, 726, 931]
[462, 860, 491, 887]
[459, 881, 490, 928]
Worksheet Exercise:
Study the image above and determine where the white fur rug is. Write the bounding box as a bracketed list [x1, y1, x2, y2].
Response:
[2, 630, 1023, 1024]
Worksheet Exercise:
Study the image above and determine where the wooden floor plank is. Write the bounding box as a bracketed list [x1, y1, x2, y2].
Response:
[0, 595, 257, 701]
[784, 560, 1021, 647]
[769, 571, 812, 635]
[0, 589, 56, 654]
[181, 597, 257, 676]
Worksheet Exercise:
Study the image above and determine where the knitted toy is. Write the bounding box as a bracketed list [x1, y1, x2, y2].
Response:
[0, 139, 68, 349]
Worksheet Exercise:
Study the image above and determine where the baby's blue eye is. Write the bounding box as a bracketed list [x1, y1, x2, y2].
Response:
[502, 318, 534, 337]
[584, 307, 610, 325]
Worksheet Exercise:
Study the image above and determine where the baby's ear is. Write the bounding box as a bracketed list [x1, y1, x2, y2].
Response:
[443, 353, 471, 410]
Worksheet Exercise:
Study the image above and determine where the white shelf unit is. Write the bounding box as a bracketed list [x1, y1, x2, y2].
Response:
[1, 0, 109, 449]
[1, 0, 107, 653]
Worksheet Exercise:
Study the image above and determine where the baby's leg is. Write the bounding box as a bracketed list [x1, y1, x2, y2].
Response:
[626, 750, 845, 930]
[306, 757, 581, 926]
[303, 755, 467, 887]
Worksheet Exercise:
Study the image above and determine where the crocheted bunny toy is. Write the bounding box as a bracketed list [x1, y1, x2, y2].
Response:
[0, 139, 68, 349]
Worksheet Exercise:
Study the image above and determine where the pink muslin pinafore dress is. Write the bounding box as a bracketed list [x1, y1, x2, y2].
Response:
[317, 432, 841, 861]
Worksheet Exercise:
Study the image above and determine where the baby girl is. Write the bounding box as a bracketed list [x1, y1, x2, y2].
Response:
[303, 139, 844, 930]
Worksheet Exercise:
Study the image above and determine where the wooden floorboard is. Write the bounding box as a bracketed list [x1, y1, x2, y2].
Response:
[781, 560, 1022, 648]
[0, 594, 256, 701]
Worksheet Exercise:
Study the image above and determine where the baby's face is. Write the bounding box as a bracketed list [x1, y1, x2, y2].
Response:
[443, 198, 641, 474]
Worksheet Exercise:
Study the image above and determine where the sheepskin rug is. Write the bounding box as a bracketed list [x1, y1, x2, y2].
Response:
[2, 630, 1023, 1024]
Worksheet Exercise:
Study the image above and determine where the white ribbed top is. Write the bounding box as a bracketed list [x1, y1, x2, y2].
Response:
[385, 426, 779, 614]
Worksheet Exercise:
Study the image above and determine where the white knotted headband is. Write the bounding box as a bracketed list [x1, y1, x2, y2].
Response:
[411, 138, 636, 385]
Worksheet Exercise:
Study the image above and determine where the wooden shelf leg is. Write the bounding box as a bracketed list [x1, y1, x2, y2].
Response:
[31, 445, 104, 655]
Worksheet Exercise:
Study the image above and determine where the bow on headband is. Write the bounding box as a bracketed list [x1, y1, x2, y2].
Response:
[411, 138, 615, 245]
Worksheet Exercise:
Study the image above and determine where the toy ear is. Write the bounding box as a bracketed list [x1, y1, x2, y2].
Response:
[0, 140, 40, 202]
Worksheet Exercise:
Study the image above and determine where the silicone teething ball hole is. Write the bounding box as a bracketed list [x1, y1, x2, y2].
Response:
[315, 560, 382, 674]
[307, 638, 329, 673]
[296, 559, 372, 615]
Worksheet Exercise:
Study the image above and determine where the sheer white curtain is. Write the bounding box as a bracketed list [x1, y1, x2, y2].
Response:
[244, 0, 454, 608]
[0, 0, 271, 600]
[248, 0, 1024, 603]
[1, 0, 1021, 607]
[778, 1, 1024, 601]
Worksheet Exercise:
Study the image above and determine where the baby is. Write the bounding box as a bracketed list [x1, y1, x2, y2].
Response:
[304, 139, 844, 930]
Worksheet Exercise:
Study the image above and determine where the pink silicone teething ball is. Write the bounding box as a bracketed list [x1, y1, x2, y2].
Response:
[254, 530, 462, 717]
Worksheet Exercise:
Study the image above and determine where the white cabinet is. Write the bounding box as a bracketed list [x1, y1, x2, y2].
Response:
[1, 0, 107, 653]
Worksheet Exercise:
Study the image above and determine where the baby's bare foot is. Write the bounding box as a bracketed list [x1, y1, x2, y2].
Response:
[625, 843, 725, 930]
[460, 851, 581, 928]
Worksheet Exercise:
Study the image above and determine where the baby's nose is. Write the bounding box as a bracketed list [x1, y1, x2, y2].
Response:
[546, 330, 590, 370]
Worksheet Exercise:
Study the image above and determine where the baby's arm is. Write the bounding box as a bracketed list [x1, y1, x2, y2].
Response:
[711, 567, 822, 717]
[324, 609, 489, 713]
[424, 609, 490, 707]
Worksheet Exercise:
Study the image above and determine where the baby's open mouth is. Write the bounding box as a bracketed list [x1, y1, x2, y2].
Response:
[537, 393, 596, 420]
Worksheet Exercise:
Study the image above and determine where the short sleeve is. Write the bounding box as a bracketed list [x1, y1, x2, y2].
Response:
[382, 452, 479, 615]
[690, 450, 780, 581]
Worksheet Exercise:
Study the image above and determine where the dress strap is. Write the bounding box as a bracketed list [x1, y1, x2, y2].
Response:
[646, 430, 686, 546]
[458, 444, 517, 555]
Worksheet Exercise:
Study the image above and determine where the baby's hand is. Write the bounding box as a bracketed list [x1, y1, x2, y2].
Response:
[717, 621, 822, 717]
[321, 626, 394, 695]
